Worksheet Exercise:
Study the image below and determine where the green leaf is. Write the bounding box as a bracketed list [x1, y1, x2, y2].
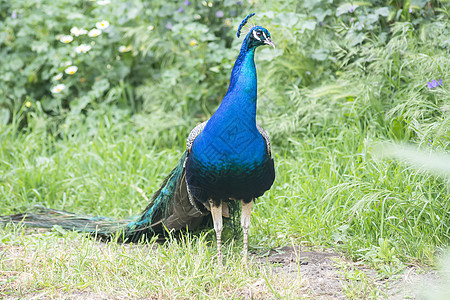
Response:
[162, 69, 180, 86]
[114, 61, 131, 81]
[336, 4, 358, 17]
[89, 79, 111, 98]
[311, 8, 332, 22]
[346, 30, 365, 46]
[41, 97, 58, 112]
[260, 11, 275, 19]
[9, 57, 24, 71]
[257, 47, 283, 62]
[375, 7, 390, 17]
[273, 12, 300, 28]
[31, 41, 49, 53]
[365, 13, 380, 25]
[182, 22, 209, 35]
[70, 96, 91, 114]
[0, 108, 10, 126]
[411, 0, 428, 8]
[311, 48, 329, 61]
[209, 66, 220, 73]
[300, 20, 316, 33]
[66, 13, 84, 20]
[224, 0, 240, 6]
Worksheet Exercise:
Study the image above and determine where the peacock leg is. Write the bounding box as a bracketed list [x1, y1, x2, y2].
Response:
[241, 199, 253, 264]
[209, 199, 223, 264]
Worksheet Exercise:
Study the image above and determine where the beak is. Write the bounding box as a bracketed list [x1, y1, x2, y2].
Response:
[264, 37, 275, 48]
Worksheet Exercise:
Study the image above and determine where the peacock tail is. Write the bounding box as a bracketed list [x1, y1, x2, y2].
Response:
[0, 151, 209, 243]
[122, 150, 209, 243]
[0, 206, 125, 239]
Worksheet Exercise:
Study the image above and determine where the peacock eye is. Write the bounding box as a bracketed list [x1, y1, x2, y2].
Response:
[256, 31, 262, 37]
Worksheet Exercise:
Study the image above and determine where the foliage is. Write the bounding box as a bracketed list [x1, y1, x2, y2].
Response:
[0, 0, 248, 129]
[255, 0, 450, 266]
[258, 0, 448, 144]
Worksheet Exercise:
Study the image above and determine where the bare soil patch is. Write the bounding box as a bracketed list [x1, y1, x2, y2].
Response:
[251, 246, 442, 299]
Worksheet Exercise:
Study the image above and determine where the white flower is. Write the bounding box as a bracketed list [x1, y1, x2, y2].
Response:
[147, 25, 154, 31]
[70, 27, 80, 36]
[96, 20, 110, 30]
[60, 35, 73, 43]
[88, 28, 102, 37]
[53, 73, 63, 81]
[118, 45, 132, 53]
[97, 0, 111, 5]
[65, 66, 78, 75]
[51, 84, 66, 93]
[75, 44, 92, 53]
[70, 27, 88, 36]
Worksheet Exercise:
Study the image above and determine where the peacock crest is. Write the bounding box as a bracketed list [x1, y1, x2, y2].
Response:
[237, 12, 256, 38]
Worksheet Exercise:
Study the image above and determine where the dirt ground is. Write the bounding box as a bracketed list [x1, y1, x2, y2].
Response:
[249, 246, 444, 299]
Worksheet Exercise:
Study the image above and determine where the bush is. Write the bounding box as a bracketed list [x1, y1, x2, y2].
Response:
[0, 0, 249, 128]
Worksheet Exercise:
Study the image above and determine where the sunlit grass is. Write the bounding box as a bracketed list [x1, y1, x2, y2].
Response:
[1, 108, 448, 268]
[1, 1, 450, 297]
[0, 225, 305, 298]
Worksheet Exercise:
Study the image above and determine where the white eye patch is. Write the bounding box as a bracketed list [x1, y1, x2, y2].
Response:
[262, 32, 267, 39]
[252, 30, 261, 41]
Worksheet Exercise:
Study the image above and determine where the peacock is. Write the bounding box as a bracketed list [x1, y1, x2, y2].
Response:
[0, 13, 275, 263]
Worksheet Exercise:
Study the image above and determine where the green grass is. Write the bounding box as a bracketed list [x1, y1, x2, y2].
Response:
[1, 60, 449, 297]
[0, 226, 304, 298]
[0, 103, 448, 297]
[1, 1, 450, 297]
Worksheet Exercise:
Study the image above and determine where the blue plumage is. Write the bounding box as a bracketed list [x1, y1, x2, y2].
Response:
[0, 15, 276, 261]
[185, 20, 275, 262]
[237, 12, 255, 38]
[186, 25, 275, 205]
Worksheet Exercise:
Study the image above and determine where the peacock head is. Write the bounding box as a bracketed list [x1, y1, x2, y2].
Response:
[237, 13, 275, 49]
[244, 26, 274, 49]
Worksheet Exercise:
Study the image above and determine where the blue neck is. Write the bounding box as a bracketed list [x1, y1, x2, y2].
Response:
[227, 47, 256, 94]
[189, 36, 266, 165]
[214, 40, 258, 121]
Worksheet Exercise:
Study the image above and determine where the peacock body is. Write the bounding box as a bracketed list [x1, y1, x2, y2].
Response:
[0, 13, 275, 262]
[185, 27, 275, 206]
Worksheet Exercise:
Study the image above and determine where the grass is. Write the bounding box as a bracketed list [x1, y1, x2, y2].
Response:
[0, 225, 306, 298]
[3, 110, 446, 258]
[1, 1, 450, 298]
[0, 104, 448, 297]
[333, 258, 385, 299]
